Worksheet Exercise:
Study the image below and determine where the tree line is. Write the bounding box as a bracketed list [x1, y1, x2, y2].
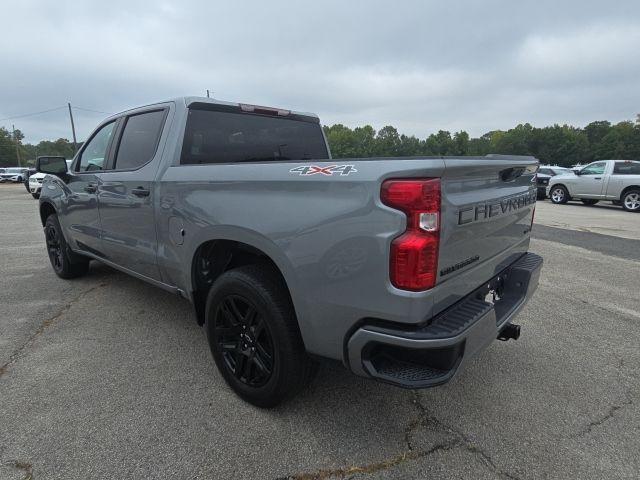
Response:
[2, 116, 639, 168]
[0, 127, 78, 167]
[323, 117, 640, 166]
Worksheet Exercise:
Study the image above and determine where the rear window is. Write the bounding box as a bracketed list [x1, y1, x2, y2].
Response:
[181, 109, 329, 164]
[114, 110, 166, 170]
[613, 161, 640, 175]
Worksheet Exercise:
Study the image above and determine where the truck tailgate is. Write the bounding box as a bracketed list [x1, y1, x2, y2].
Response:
[438, 157, 538, 285]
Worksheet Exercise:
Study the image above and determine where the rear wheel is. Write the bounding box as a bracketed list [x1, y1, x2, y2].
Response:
[622, 189, 640, 212]
[581, 199, 599, 206]
[44, 214, 90, 279]
[205, 265, 317, 408]
[550, 186, 569, 204]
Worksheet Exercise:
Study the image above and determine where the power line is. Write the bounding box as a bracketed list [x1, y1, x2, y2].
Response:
[72, 106, 113, 115]
[0, 105, 67, 122]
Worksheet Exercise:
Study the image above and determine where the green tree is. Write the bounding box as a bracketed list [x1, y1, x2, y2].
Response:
[374, 126, 402, 156]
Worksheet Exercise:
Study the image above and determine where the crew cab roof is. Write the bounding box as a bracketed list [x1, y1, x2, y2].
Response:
[105, 96, 319, 122]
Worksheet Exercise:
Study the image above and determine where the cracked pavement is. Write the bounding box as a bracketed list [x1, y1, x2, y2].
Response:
[0, 184, 639, 479]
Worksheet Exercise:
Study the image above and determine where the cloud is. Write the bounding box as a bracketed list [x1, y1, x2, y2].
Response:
[1, 0, 639, 143]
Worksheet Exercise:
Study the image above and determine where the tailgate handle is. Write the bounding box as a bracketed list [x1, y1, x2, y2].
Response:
[500, 167, 525, 182]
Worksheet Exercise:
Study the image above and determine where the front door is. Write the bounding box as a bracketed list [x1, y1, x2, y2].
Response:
[575, 161, 607, 197]
[97, 109, 168, 280]
[62, 120, 117, 257]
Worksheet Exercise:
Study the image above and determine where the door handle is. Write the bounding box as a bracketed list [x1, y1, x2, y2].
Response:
[131, 187, 150, 197]
[84, 183, 97, 193]
[594, 177, 602, 180]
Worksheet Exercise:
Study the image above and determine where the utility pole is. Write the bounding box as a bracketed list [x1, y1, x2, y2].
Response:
[68, 102, 78, 153]
[206, 89, 210, 98]
[12, 124, 21, 167]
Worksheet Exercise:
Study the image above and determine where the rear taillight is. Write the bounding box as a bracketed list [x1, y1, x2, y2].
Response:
[381, 178, 441, 291]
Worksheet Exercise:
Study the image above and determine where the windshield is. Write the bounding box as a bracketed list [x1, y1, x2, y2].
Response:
[5, 168, 25, 173]
[181, 108, 329, 164]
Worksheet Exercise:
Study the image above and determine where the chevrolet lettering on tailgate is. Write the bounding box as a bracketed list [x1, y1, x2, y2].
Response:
[457, 190, 537, 225]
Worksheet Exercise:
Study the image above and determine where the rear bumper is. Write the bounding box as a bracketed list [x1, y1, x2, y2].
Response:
[346, 252, 543, 388]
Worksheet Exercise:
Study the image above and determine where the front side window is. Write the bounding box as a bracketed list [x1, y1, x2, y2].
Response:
[580, 162, 606, 175]
[181, 109, 329, 164]
[79, 121, 116, 172]
[113, 110, 166, 170]
[613, 161, 640, 175]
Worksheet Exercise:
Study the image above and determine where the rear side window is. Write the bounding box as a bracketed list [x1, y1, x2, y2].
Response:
[181, 109, 329, 164]
[113, 110, 166, 170]
[613, 161, 640, 175]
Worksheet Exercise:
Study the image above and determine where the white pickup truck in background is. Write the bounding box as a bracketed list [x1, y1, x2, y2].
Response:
[547, 160, 640, 212]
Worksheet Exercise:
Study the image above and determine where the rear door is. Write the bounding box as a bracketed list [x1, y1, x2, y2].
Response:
[97, 107, 169, 280]
[438, 157, 537, 284]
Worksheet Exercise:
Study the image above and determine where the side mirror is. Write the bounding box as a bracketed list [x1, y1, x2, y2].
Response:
[36, 156, 68, 175]
[574, 170, 581, 176]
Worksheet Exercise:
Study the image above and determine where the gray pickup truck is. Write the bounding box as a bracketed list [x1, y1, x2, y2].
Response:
[36, 97, 542, 407]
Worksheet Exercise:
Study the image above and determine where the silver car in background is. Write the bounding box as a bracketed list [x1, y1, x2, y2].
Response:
[547, 160, 640, 211]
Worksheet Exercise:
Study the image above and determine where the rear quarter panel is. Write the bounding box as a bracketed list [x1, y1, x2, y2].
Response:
[157, 159, 446, 360]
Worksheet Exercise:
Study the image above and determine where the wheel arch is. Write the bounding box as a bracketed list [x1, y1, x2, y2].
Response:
[39, 201, 57, 226]
[620, 185, 640, 200]
[188, 236, 299, 327]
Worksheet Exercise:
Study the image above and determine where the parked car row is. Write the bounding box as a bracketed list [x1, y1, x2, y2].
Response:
[1, 159, 72, 199]
[0, 167, 29, 183]
[543, 160, 640, 212]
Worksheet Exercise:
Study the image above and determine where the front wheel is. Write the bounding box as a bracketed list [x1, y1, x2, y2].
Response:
[205, 265, 317, 408]
[550, 186, 569, 204]
[581, 199, 599, 206]
[622, 189, 640, 212]
[44, 214, 91, 278]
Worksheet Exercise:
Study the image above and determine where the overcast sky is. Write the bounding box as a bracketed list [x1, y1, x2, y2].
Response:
[2, 0, 639, 143]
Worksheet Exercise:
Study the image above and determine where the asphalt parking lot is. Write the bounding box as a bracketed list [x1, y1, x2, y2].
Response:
[1, 183, 638, 480]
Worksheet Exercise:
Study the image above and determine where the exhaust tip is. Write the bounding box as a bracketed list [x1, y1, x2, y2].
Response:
[498, 323, 521, 341]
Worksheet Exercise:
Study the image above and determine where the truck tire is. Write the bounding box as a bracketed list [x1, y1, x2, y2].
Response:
[205, 264, 317, 408]
[581, 199, 599, 206]
[621, 189, 640, 212]
[44, 214, 90, 279]
[550, 186, 569, 204]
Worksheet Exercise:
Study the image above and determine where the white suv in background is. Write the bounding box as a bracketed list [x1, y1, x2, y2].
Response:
[547, 160, 640, 212]
[28, 158, 72, 199]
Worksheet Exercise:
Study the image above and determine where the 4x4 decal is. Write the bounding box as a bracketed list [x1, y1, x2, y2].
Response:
[289, 165, 357, 176]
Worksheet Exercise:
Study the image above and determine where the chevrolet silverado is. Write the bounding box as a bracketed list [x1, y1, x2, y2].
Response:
[36, 97, 542, 407]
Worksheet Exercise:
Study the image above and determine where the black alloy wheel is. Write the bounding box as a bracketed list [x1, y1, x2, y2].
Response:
[214, 295, 274, 387]
[45, 222, 64, 273]
[43, 214, 90, 279]
[205, 265, 317, 407]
